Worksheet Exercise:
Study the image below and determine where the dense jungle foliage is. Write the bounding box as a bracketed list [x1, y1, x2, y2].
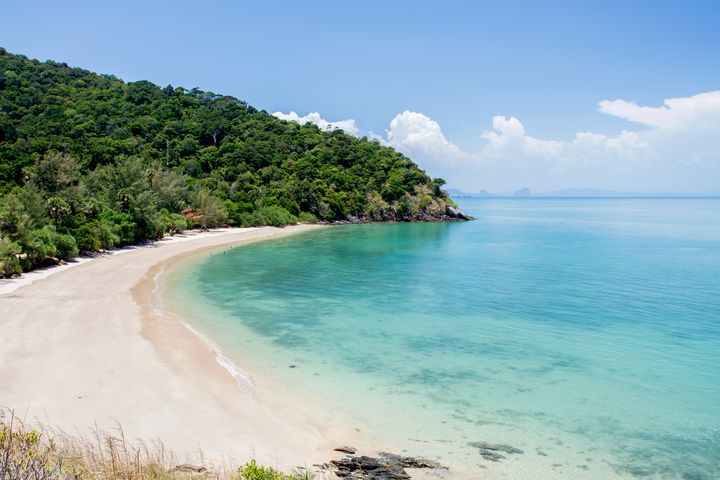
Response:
[0, 48, 455, 277]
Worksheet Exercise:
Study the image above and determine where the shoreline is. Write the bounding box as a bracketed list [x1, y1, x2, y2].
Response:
[0, 225, 343, 471]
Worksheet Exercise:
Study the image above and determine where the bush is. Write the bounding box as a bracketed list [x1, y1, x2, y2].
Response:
[25, 229, 57, 267]
[96, 220, 120, 249]
[99, 210, 136, 245]
[159, 211, 188, 235]
[296, 211, 317, 223]
[194, 189, 228, 228]
[51, 231, 79, 259]
[239, 206, 297, 228]
[73, 224, 101, 253]
[236, 459, 314, 480]
[0, 236, 21, 278]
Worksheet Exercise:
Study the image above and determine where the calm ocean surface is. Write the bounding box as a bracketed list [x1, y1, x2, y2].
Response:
[165, 198, 720, 479]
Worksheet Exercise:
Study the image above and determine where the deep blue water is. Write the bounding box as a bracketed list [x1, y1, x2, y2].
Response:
[166, 198, 720, 479]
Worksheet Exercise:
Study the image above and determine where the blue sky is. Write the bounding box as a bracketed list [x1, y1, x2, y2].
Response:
[3, 1, 720, 193]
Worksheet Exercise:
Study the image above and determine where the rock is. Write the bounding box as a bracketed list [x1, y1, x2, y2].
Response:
[335, 445, 358, 454]
[445, 205, 471, 220]
[378, 452, 440, 469]
[330, 451, 441, 480]
[335, 202, 473, 224]
[470, 441, 524, 463]
[479, 450, 505, 462]
[469, 441, 524, 455]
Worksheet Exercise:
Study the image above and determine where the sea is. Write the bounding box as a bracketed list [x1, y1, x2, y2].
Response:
[162, 197, 720, 480]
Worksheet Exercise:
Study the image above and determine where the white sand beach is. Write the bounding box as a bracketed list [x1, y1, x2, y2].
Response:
[0, 225, 340, 471]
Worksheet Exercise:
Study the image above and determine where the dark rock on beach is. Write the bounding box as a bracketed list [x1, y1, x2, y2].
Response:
[331, 456, 410, 480]
[330, 449, 442, 479]
[378, 452, 441, 469]
[335, 445, 358, 454]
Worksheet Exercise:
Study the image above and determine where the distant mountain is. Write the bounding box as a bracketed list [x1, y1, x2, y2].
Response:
[446, 188, 493, 197]
[448, 187, 719, 199]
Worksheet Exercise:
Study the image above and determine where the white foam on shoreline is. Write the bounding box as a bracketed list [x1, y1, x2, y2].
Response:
[149, 260, 256, 397]
[183, 322, 256, 395]
[151, 266, 165, 317]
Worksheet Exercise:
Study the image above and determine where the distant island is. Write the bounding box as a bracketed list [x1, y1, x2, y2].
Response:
[0, 48, 466, 278]
[447, 187, 720, 198]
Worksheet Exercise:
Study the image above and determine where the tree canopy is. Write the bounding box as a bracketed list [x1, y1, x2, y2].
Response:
[0, 48, 458, 276]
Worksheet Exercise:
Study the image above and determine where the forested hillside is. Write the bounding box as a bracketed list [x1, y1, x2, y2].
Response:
[0, 48, 463, 277]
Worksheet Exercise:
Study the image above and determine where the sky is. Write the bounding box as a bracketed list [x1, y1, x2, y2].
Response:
[3, 0, 719, 193]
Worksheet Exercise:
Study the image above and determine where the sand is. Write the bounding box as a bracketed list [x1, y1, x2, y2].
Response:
[0, 225, 340, 471]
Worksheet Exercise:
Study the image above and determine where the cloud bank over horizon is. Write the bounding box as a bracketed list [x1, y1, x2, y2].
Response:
[273, 91, 720, 194]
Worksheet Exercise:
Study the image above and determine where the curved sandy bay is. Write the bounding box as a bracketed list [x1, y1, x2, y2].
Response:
[0, 225, 342, 471]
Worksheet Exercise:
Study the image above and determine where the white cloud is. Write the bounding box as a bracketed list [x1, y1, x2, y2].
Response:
[272, 111, 360, 136]
[379, 92, 719, 193]
[383, 111, 469, 166]
[598, 91, 720, 130]
[273, 91, 720, 193]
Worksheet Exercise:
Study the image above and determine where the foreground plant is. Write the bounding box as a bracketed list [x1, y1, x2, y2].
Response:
[235, 459, 314, 480]
[0, 410, 315, 480]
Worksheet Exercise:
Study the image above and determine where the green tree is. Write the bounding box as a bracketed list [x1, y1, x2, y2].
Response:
[24, 152, 79, 194]
[46, 196, 71, 224]
[194, 189, 227, 228]
[0, 48, 464, 276]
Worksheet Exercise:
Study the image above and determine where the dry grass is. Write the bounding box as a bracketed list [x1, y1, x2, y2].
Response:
[0, 410, 316, 480]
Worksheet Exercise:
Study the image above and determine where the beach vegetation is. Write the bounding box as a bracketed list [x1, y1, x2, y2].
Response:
[0, 48, 458, 277]
[237, 206, 298, 228]
[0, 409, 316, 480]
[0, 237, 21, 277]
[236, 459, 314, 480]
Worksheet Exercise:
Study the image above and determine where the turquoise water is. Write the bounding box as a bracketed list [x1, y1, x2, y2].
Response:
[165, 198, 720, 479]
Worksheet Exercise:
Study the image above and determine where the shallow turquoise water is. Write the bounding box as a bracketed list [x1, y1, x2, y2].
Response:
[166, 198, 720, 479]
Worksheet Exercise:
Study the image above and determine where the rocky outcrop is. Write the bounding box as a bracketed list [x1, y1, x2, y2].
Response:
[338, 204, 472, 224]
[329, 449, 442, 479]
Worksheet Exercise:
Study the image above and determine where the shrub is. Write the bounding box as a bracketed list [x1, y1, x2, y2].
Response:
[73, 224, 101, 253]
[96, 220, 120, 249]
[0, 237, 21, 278]
[25, 229, 57, 267]
[194, 189, 228, 228]
[100, 210, 136, 244]
[296, 211, 317, 223]
[239, 206, 297, 228]
[159, 211, 188, 235]
[51, 231, 79, 259]
[236, 459, 314, 480]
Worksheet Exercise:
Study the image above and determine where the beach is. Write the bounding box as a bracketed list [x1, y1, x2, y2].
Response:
[3, 200, 719, 480]
[0, 225, 338, 471]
